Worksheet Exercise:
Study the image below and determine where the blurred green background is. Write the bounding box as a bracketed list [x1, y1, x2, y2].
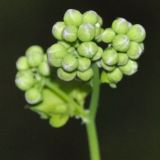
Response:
[0, 0, 160, 160]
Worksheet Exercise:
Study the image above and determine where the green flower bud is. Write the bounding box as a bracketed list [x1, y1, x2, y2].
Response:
[119, 60, 138, 75]
[117, 53, 129, 66]
[92, 47, 103, 61]
[77, 68, 94, 81]
[101, 60, 115, 71]
[127, 24, 146, 43]
[95, 26, 102, 37]
[63, 9, 82, 26]
[67, 47, 78, 56]
[57, 68, 76, 81]
[102, 48, 118, 66]
[16, 56, 29, 70]
[15, 70, 35, 91]
[96, 15, 103, 26]
[52, 21, 66, 40]
[77, 42, 98, 58]
[25, 87, 42, 104]
[78, 23, 95, 42]
[58, 41, 71, 49]
[107, 68, 123, 83]
[38, 61, 50, 76]
[83, 10, 98, 25]
[25, 45, 44, 67]
[112, 18, 129, 34]
[140, 43, 144, 51]
[62, 54, 78, 72]
[96, 60, 102, 68]
[128, 22, 132, 28]
[78, 57, 91, 71]
[47, 43, 67, 67]
[95, 28, 104, 42]
[101, 28, 116, 43]
[49, 114, 69, 128]
[112, 34, 130, 52]
[62, 25, 78, 42]
[127, 42, 144, 59]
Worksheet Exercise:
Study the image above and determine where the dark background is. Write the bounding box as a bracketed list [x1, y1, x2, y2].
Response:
[0, 0, 160, 160]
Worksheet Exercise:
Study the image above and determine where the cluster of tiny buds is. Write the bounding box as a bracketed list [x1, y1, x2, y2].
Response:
[15, 9, 146, 127]
[48, 9, 104, 82]
[49, 10, 146, 86]
[99, 17, 146, 87]
[15, 46, 50, 104]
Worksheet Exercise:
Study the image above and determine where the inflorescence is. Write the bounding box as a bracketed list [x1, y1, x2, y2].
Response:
[15, 9, 146, 127]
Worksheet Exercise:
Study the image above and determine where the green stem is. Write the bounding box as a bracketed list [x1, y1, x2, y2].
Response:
[86, 64, 101, 160]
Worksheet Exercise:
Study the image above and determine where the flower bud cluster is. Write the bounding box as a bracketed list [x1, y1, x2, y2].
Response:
[99, 18, 146, 87]
[49, 9, 104, 82]
[15, 9, 146, 127]
[15, 45, 50, 104]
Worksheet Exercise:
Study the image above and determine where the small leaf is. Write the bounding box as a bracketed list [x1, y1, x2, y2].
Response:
[101, 71, 110, 83]
[49, 114, 69, 128]
[31, 89, 69, 117]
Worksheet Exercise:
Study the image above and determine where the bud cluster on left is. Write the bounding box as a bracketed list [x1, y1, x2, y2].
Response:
[15, 45, 50, 104]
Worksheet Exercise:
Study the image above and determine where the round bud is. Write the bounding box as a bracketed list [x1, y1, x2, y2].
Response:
[101, 28, 116, 43]
[38, 61, 50, 76]
[92, 47, 103, 61]
[127, 24, 146, 43]
[78, 23, 95, 42]
[62, 25, 78, 42]
[127, 42, 144, 59]
[52, 21, 66, 40]
[62, 54, 78, 72]
[49, 114, 69, 128]
[117, 53, 129, 66]
[128, 22, 132, 29]
[78, 57, 91, 71]
[15, 70, 35, 91]
[107, 68, 123, 83]
[95, 28, 104, 42]
[77, 68, 94, 81]
[119, 60, 138, 76]
[58, 41, 71, 49]
[102, 48, 118, 66]
[63, 9, 82, 26]
[83, 10, 98, 25]
[95, 26, 102, 37]
[140, 43, 144, 51]
[112, 34, 130, 52]
[101, 60, 115, 71]
[25, 45, 44, 67]
[25, 87, 42, 104]
[57, 68, 76, 81]
[16, 56, 29, 70]
[77, 42, 98, 58]
[47, 43, 67, 67]
[112, 18, 129, 34]
[96, 15, 103, 26]
[67, 47, 78, 56]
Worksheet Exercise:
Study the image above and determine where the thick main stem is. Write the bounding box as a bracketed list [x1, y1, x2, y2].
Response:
[86, 64, 101, 160]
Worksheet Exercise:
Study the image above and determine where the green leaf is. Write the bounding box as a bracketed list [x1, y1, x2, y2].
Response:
[49, 114, 69, 128]
[30, 89, 69, 117]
